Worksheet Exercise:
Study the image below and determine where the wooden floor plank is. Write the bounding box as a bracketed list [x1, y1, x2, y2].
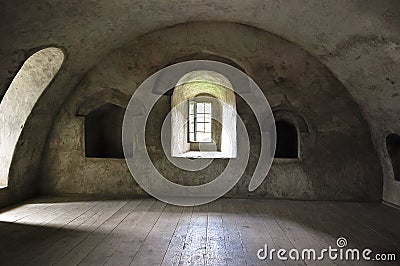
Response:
[102, 200, 166, 265]
[0, 198, 398, 266]
[0, 196, 71, 222]
[253, 200, 306, 266]
[179, 203, 208, 266]
[205, 199, 226, 266]
[328, 202, 399, 257]
[297, 201, 377, 266]
[55, 199, 143, 265]
[130, 204, 183, 265]
[1, 200, 100, 264]
[264, 200, 336, 266]
[26, 200, 126, 265]
[286, 201, 357, 266]
[340, 202, 400, 246]
[78, 199, 157, 265]
[161, 206, 194, 266]
[220, 199, 246, 266]
[234, 199, 285, 266]
[0, 201, 54, 223]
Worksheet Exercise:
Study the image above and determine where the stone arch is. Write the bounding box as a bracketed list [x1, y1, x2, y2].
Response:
[152, 52, 251, 96]
[271, 107, 311, 160]
[0, 47, 64, 187]
[171, 70, 237, 158]
[76, 88, 145, 117]
[76, 89, 145, 159]
[272, 107, 310, 134]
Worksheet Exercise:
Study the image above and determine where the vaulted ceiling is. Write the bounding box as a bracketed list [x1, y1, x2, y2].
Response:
[1, 1, 399, 128]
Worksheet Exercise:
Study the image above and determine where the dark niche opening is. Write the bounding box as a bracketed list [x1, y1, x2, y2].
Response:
[386, 133, 400, 181]
[275, 120, 298, 158]
[85, 103, 125, 158]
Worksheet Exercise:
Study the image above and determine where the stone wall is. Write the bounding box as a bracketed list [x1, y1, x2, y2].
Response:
[39, 22, 382, 200]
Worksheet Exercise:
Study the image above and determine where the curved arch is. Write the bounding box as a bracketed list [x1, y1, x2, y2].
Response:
[172, 70, 235, 106]
[168, 51, 248, 74]
[0, 47, 64, 187]
[76, 89, 129, 116]
[76, 88, 146, 118]
[152, 52, 251, 95]
[171, 70, 237, 158]
[272, 108, 310, 133]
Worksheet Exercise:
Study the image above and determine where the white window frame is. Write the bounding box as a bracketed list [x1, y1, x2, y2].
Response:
[188, 100, 212, 143]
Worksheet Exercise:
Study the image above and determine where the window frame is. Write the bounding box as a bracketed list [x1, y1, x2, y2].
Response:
[188, 100, 213, 143]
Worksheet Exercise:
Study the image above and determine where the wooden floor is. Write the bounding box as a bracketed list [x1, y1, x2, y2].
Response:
[0, 198, 399, 266]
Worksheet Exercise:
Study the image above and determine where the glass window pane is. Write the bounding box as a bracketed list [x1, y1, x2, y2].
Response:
[196, 132, 204, 141]
[204, 103, 211, 113]
[203, 133, 212, 142]
[196, 123, 206, 132]
[189, 132, 195, 142]
[204, 123, 211, 132]
[189, 122, 194, 132]
[196, 114, 205, 123]
[204, 113, 211, 122]
[188, 101, 213, 142]
[197, 102, 205, 112]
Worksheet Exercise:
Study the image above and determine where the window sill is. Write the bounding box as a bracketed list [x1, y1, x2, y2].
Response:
[174, 151, 235, 159]
[85, 157, 126, 161]
[273, 158, 301, 163]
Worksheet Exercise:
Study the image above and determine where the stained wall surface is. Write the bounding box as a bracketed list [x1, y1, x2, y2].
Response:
[1, 1, 399, 208]
[40, 23, 382, 200]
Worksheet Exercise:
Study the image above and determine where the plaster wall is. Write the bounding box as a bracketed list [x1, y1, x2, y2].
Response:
[1, 1, 399, 207]
[40, 23, 382, 200]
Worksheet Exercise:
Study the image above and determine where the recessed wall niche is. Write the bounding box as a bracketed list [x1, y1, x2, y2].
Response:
[84, 103, 125, 159]
[386, 133, 400, 181]
[275, 120, 298, 158]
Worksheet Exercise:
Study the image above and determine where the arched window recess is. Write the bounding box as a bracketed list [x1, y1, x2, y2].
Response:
[171, 70, 237, 159]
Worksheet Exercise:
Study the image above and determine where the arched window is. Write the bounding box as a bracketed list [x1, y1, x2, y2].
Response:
[85, 103, 125, 158]
[171, 70, 237, 158]
[0, 47, 64, 187]
[188, 99, 213, 143]
[386, 133, 400, 181]
[275, 120, 298, 158]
